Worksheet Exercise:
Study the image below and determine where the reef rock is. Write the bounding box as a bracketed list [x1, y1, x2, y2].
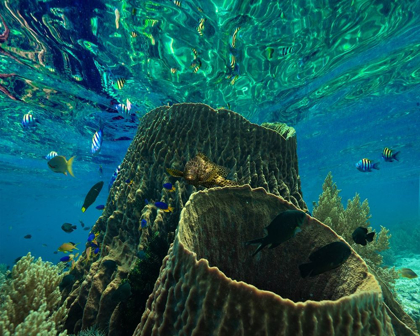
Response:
[135, 186, 399, 336]
[63, 103, 307, 335]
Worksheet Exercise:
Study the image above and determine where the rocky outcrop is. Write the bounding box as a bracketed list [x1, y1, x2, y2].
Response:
[62, 103, 307, 335]
[134, 186, 396, 336]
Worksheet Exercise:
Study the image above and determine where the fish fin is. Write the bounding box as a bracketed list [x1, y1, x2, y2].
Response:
[360, 240, 367, 246]
[366, 232, 375, 242]
[82, 207, 86, 213]
[299, 262, 314, 278]
[373, 162, 380, 170]
[166, 168, 184, 177]
[217, 179, 238, 187]
[245, 237, 264, 246]
[269, 242, 281, 249]
[251, 242, 268, 256]
[67, 156, 76, 177]
[393, 151, 400, 161]
[196, 152, 210, 162]
[167, 206, 174, 212]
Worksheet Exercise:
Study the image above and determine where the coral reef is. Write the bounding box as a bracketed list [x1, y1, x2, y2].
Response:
[312, 172, 417, 333]
[0, 253, 68, 336]
[135, 185, 399, 336]
[63, 103, 307, 335]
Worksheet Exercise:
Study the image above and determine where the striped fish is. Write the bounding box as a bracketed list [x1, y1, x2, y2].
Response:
[45, 151, 58, 160]
[197, 18, 205, 36]
[174, 0, 181, 7]
[113, 78, 126, 90]
[231, 27, 241, 48]
[229, 53, 236, 70]
[382, 147, 400, 162]
[355, 158, 380, 172]
[108, 165, 121, 191]
[281, 46, 293, 56]
[91, 127, 104, 155]
[21, 113, 39, 128]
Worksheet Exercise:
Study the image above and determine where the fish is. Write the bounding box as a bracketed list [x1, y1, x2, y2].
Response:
[173, 0, 181, 7]
[60, 254, 74, 262]
[87, 232, 99, 243]
[85, 247, 92, 263]
[299, 241, 351, 278]
[382, 147, 400, 162]
[231, 27, 241, 48]
[82, 181, 104, 212]
[245, 210, 306, 256]
[113, 78, 126, 90]
[94, 247, 100, 254]
[109, 165, 121, 191]
[197, 18, 205, 36]
[281, 46, 293, 56]
[61, 223, 77, 233]
[96, 205, 105, 210]
[190, 57, 202, 73]
[352, 227, 375, 246]
[42, 244, 48, 247]
[399, 268, 418, 279]
[115, 8, 120, 29]
[14, 256, 23, 263]
[91, 126, 104, 155]
[21, 112, 40, 129]
[355, 158, 380, 172]
[166, 153, 237, 188]
[171, 68, 177, 74]
[58, 242, 79, 253]
[163, 182, 175, 192]
[229, 53, 236, 70]
[266, 47, 274, 60]
[99, 165, 103, 175]
[48, 155, 75, 177]
[79, 220, 85, 228]
[131, 31, 138, 38]
[59, 274, 75, 290]
[83, 227, 91, 231]
[24, 234, 32, 239]
[154, 201, 174, 212]
[230, 75, 239, 85]
[116, 100, 132, 117]
[45, 151, 58, 160]
[53, 251, 58, 254]
[141, 219, 147, 229]
[125, 179, 133, 185]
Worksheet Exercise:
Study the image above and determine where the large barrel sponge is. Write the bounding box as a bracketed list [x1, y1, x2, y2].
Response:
[135, 185, 396, 336]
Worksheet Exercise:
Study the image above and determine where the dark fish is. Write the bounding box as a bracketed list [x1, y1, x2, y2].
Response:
[99, 165, 103, 174]
[59, 274, 75, 290]
[299, 241, 351, 278]
[61, 223, 77, 233]
[94, 247, 100, 254]
[96, 205, 105, 210]
[83, 227, 91, 231]
[79, 220, 85, 228]
[352, 227, 375, 246]
[113, 282, 132, 302]
[141, 219, 147, 229]
[60, 256, 71, 262]
[166, 153, 237, 188]
[87, 233, 96, 242]
[14, 256, 23, 263]
[82, 181, 104, 212]
[382, 147, 400, 162]
[245, 210, 306, 256]
[355, 158, 379, 172]
[399, 268, 418, 279]
[53, 251, 58, 254]
[24, 234, 32, 239]
[137, 250, 147, 259]
[102, 259, 117, 271]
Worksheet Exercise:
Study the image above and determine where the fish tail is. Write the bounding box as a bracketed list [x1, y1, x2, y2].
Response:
[170, 186, 176, 192]
[166, 168, 184, 177]
[393, 151, 400, 161]
[299, 262, 314, 278]
[167, 206, 174, 212]
[366, 232, 375, 242]
[67, 156, 76, 177]
[372, 162, 380, 170]
[81, 207, 86, 212]
[251, 243, 268, 257]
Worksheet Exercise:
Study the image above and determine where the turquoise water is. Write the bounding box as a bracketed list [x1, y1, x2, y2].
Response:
[1, 0, 420, 333]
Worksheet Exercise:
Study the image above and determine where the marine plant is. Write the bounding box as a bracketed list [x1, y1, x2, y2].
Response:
[0, 253, 68, 336]
[312, 172, 399, 291]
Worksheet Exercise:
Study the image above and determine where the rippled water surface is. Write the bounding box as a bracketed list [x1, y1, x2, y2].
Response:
[1, 0, 420, 264]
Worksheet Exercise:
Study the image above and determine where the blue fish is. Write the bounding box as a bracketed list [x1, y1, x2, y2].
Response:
[382, 147, 400, 162]
[91, 125, 104, 155]
[145, 199, 149, 205]
[45, 151, 58, 160]
[355, 158, 380, 172]
[90, 241, 99, 248]
[154, 201, 173, 212]
[125, 179, 133, 185]
[87, 233, 95, 242]
[96, 205, 105, 210]
[108, 165, 121, 191]
[163, 183, 175, 192]
[60, 256, 71, 262]
[94, 247, 100, 254]
[141, 219, 147, 229]
[21, 113, 40, 129]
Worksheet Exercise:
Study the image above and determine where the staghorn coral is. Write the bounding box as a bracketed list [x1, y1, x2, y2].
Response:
[312, 172, 416, 333]
[135, 185, 404, 336]
[63, 103, 307, 335]
[0, 253, 68, 336]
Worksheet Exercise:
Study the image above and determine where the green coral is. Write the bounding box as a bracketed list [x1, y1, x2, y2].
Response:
[312, 172, 399, 290]
[0, 253, 68, 336]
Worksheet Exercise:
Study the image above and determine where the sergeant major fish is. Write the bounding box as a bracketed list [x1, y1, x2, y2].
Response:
[166, 153, 237, 188]
[355, 158, 379, 172]
[45, 151, 58, 160]
[382, 147, 400, 162]
[21, 112, 40, 129]
[91, 124, 104, 155]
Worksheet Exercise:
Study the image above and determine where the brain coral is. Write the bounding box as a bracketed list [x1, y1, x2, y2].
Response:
[135, 186, 401, 336]
[63, 103, 307, 334]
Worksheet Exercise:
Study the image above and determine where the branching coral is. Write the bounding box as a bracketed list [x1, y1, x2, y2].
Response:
[0, 253, 68, 336]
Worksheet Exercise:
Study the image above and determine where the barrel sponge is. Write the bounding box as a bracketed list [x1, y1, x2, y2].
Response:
[134, 186, 397, 336]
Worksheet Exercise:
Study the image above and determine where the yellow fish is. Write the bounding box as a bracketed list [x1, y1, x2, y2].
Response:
[399, 268, 418, 279]
[131, 31, 138, 38]
[58, 242, 79, 253]
[174, 0, 181, 7]
[48, 155, 75, 177]
[197, 18, 205, 36]
[115, 8, 120, 29]
[113, 78, 126, 90]
[85, 247, 92, 263]
[231, 27, 241, 49]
